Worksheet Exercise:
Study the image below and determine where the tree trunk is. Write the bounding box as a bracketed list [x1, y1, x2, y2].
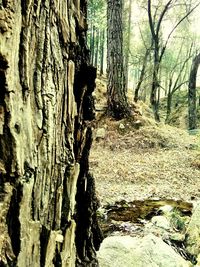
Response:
[188, 53, 200, 130]
[150, 39, 160, 122]
[165, 78, 173, 123]
[90, 25, 96, 65]
[89, 20, 94, 64]
[0, 1, 102, 266]
[124, 0, 132, 93]
[107, 0, 130, 119]
[94, 29, 99, 68]
[134, 48, 151, 102]
[100, 29, 105, 76]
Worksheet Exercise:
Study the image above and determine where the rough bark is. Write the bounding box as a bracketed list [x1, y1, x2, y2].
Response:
[188, 53, 200, 130]
[107, 0, 130, 119]
[0, 0, 102, 266]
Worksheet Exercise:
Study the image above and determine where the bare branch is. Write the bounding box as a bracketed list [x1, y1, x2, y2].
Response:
[160, 1, 200, 61]
[172, 80, 189, 93]
[156, 0, 174, 36]
[147, 0, 156, 39]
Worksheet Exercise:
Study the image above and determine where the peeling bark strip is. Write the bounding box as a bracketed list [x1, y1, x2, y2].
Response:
[0, 0, 102, 266]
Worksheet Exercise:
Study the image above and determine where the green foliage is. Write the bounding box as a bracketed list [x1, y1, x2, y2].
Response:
[88, 0, 200, 122]
[170, 209, 186, 231]
[88, 0, 106, 29]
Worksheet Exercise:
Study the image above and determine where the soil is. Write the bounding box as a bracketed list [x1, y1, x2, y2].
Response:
[91, 78, 200, 266]
[90, 116, 200, 207]
[90, 77, 200, 208]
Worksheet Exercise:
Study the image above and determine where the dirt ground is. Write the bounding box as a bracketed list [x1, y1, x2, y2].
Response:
[90, 119, 200, 206]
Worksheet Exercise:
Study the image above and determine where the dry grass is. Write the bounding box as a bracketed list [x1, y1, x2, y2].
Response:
[90, 121, 200, 206]
[91, 76, 200, 206]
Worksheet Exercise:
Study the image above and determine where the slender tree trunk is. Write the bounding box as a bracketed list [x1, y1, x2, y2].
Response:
[124, 0, 132, 92]
[107, 0, 130, 119]
[90, 25, 96, 65]
[100, 29, 105, 76]
[134, 49, 151, 102]
[164, 75, 169, 97]
[94, 29, 100, 68]
[166, 92, 172, 123]
[151, 39, 160, 121]
[0, 1, 102, 266]
[89, 20, 94, 63]
[188, 53, 200, 129]
[166, 79, 173, 122]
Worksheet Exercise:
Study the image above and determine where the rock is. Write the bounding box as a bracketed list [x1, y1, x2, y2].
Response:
[144, 216, 171, 238]
[119, 123, 125, 129]
[96, 128, 106, 139]
[170, 233, 185, 242]
[151, 215, 171, 230]
[188, 129, 200, 136]
[133, 120, 143, 129]
[196, 254, 200, 266]
[185, 202, 200, 256]
[159, 205, 174, 214]
[144, 222, 167, 238]
[98, 234, 191, 267]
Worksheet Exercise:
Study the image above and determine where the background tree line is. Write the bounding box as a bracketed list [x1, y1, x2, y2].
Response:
[88, 0, 200, 129]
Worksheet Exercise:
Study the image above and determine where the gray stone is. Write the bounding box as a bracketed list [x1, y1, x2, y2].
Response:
[188, 129, 200, 136]
[151, 215, 171, 230]
[186, 201, 200, 256]
[159, 205, 174, 214]
[98, 234, 191, 267]
[96, 128, 106, 139]
[144, 221, 168, 238]
[170, 233, 185, 242]
[119, 123, 125, 129]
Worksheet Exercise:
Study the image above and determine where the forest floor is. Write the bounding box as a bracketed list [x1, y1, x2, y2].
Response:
[90, 120, 200, 206]
[90, 78, 200, 207]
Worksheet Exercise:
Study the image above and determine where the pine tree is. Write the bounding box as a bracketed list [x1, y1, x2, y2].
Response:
[107, 0, 130, 119]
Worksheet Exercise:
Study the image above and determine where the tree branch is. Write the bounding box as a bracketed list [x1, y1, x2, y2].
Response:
[156, 0, 174, 36]
[160, 1, 200, 61]
[148, 0, 156, 39]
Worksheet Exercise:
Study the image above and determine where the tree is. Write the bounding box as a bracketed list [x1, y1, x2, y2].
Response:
[165, 42, 193, 122]
[107, 0, 131, 119]
[124, 0, 133, 92]
[188, 52, 200, 129]
[147, 0, 200, 121]
[99, 29, 106, 76]
[94, 29, 100, 67]
[88, 0, 106, 70]
[133, 23, 153, 102]
[0, 1, 102, 266]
